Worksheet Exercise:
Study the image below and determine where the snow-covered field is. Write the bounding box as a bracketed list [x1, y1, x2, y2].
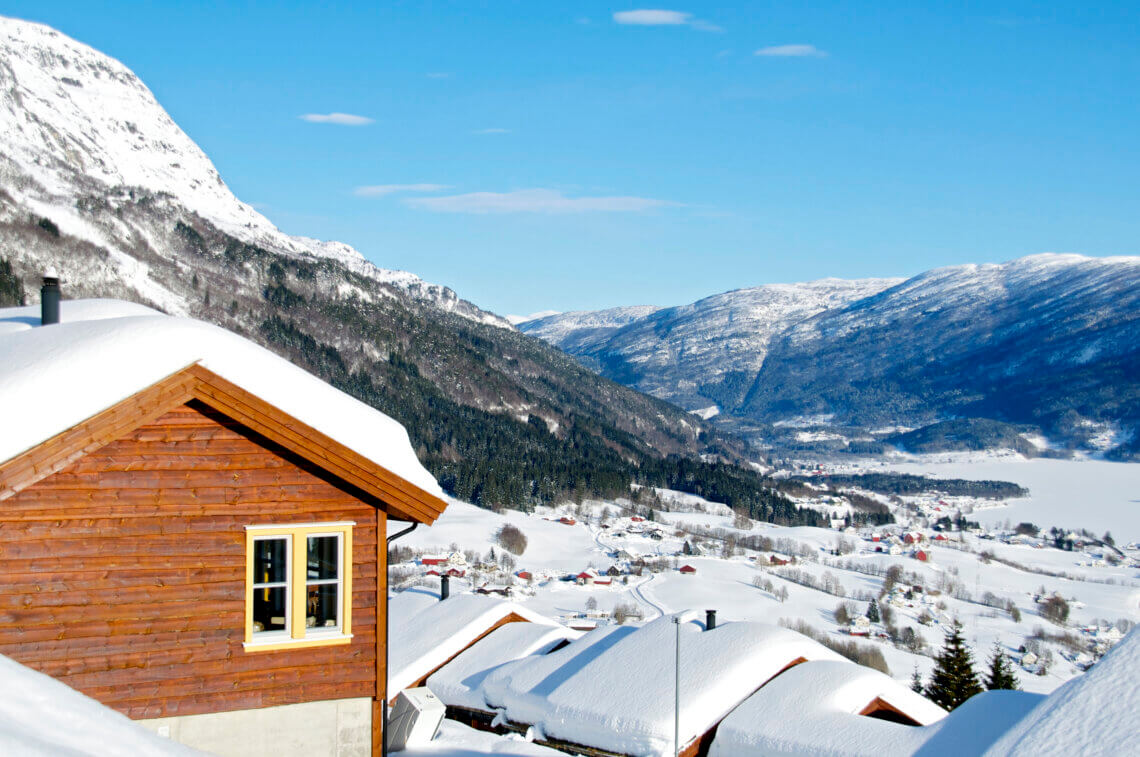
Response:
[879, 458, 1140, 542]
[397, 484, 1140, 699]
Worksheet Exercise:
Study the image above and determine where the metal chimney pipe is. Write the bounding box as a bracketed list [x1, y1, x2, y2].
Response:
[40, 274, 60, 325]
[705, 609, 717, 631]
[440, 575, 450, 601]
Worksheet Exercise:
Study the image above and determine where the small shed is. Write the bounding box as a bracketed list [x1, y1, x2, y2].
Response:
[680, 565, 698, 575]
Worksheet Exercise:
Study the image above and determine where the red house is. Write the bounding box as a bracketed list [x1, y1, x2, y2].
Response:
[933, 534, 948, 541]
[421, 555, 448, 566]
[680, 565, 697, 575]
[904, 532, 924, 544]
[631, 516, 645, 522]
[559, 517, 577, 526]
[517, 571, 533, 581]
[915, 549, 930, 562]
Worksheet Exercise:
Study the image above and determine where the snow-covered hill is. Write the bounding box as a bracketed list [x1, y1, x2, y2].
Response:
[520, 279, 898, 410]
[0, 16, 507, 327]
[521, 255, 1140, 459]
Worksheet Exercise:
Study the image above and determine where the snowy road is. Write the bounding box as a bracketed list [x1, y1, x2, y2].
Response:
[631, 572, 667, 620]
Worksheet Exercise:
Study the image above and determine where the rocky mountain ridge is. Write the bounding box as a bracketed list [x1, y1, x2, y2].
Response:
[522, 255, 1140, 460]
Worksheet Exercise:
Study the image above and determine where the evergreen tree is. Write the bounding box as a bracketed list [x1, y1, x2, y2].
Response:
[867, 598, 880, 623]
[910, 664, 924, 694]
[985, 642, 1020, 691]
[924, 619, 983, 710]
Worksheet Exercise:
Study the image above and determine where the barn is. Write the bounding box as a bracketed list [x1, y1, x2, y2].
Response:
[0, 298, 450, 756]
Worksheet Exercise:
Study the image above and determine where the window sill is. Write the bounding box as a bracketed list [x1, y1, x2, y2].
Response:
[243, 634, 353, 653]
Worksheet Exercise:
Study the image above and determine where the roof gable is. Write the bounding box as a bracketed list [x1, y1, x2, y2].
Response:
[0, 364, 447, 524]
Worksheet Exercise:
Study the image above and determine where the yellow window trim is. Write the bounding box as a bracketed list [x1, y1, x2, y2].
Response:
[244, 522, 354, 653]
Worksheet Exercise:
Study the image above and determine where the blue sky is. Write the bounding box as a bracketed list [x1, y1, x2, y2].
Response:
[9, 2, 1139, 315]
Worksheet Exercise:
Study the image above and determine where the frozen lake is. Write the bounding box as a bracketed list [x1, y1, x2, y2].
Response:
[883, 458, 1140, 541]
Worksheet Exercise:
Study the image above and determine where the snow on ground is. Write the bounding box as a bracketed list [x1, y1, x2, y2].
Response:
[881, 458, 1140, 541]
[393, 482, 1139, 700]
[400, 719, 562, 756]
[0, 653, 201, 756]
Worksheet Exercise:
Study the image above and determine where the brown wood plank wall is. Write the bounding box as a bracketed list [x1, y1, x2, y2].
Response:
[0, 402, 379, 719]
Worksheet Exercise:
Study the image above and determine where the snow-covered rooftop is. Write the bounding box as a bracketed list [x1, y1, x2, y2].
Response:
[0, 300, 443, 498]
[477, 614, 848, 756]
[0, 653, 201, 756]
[389, 590, 562, 695]
[427, 622, 581, 711]
[709, 659, 946, 757]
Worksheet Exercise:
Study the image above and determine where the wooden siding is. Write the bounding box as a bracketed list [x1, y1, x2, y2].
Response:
[0, 401, 380, 720]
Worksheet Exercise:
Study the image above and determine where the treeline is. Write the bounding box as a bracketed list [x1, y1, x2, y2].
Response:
[259, 314, 833, 525]
[804, 472, 1027, 500]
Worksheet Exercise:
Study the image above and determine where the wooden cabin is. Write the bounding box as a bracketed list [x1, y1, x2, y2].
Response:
[0, 303, 449, 757]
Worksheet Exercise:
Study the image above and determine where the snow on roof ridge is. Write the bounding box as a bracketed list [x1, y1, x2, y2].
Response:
[476, 613, 852, 755]
[0, 304, 441, 497]
[389, 592, 560, 694]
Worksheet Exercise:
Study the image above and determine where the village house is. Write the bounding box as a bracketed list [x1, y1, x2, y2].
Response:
[0, 299, 450, 757]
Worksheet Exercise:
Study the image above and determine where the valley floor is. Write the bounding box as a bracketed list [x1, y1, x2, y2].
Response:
[395, 463, 1140, 697]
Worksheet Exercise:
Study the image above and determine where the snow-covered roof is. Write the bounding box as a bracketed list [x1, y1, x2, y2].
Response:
[914, 690, 1045, 756]
[477, 614, 847, 756]
[980, 625, 1140, 756]
[0, 653, 201, 756]
[0, 301, 443, 500]
[709, 660, 946, 757]
[427, 622, 581, 710]
[389, 590, 561, 695]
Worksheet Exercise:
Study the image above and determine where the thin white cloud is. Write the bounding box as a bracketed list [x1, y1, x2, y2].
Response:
[405, 188, 675, 214]
[755, 44, 827, 57]
[613, 9, 721, 31]
[473, 128, 511, 134]
[614, 9, 691, 25]
[299, 112, 375, 126]
[354, 183, 451, 197]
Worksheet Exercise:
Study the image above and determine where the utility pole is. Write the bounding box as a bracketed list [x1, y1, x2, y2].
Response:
[673, 615, 681, 757]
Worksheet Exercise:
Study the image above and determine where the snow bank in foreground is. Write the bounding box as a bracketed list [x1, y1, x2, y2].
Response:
[0, 654, 200, 756]
[0, 303, 442, 498]
[981, 625, 1140, 756]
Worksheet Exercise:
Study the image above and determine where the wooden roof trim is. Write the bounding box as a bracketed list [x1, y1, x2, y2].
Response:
[0, 369, 199, 501]
[184, 364, 446, 524]
[1, 364, 448, 525]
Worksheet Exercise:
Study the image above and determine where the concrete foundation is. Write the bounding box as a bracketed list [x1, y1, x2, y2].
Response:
[137, 697, 372, 757]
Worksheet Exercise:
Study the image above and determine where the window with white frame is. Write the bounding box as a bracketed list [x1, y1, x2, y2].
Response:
[245, 522, 353, 651]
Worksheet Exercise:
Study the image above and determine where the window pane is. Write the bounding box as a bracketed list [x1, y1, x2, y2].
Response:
[307, 536, 340, 581]
[252, 586, 287, 634]
[254, 538, 288, 585]
[306, 583, 339, 629]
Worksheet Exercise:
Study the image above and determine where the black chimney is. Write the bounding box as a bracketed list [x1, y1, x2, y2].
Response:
[440, 575, 450, 601]
[705, 609, 717, 631]
[41, 274, 60, 325]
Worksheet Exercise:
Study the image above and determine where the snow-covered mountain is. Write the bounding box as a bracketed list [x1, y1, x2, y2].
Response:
[520, 279, 899, 410]
[0, 16, 507, 327]
[0, 15, 743, 507]
[522, 255, 1140, 459]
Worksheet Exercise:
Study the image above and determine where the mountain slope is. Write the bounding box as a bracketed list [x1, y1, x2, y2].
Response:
[0, 16, 507, 328]
[522, 255, 1140, 459]
[742, 254, 1140, 450]
[0, 16, 756, 508]
[520, 279, 900, 411]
